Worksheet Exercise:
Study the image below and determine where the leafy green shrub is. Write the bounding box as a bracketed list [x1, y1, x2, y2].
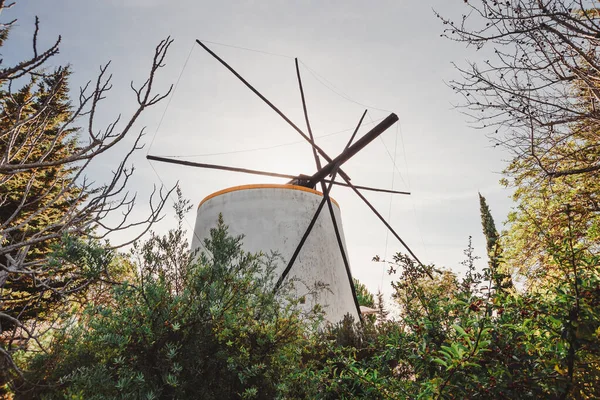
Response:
[21, 204, 321, 399]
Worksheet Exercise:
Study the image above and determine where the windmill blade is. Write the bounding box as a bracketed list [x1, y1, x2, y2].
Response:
[195, 39, 351, 183]
[287, 76, 368, 320]
[146, 155, 297, 180]
[147, 155, 410, 195]
[295, 58, 322, 172]
[275, 116, 367, 319]
[306, 113, 398, 187]
[342, 178, 433, 279]
[274, 186, 329, 292]
[331, 181, 410, 195]
[323, 182, 362, 319]
[274, 165, 364, 321]
[316, 112, 370, 322]
[345, 110, 368, 152]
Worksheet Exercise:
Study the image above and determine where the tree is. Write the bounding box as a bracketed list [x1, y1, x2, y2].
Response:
[353, 278, 376, 324]
[438, 1, 600, 282]
[504, 169, 600, 282]
[21, 210, 319, 399]
[0, 1, 173, 385]
[374, 290, 389, 323]
[479, 193, 512, 290]
[437, 1, 600, 179]
[353, 278, 375, 309]
[296, 246, 600, 398]
[1, 68, 87, 332]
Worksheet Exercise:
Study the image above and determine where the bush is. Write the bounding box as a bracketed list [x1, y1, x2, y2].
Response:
[21, 204, 321, 399]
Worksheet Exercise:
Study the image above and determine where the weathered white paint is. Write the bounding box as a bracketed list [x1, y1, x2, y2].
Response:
[191, 184, 359, 323]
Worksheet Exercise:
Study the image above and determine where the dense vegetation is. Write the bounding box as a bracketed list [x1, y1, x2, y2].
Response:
[2, 0, 600, 398]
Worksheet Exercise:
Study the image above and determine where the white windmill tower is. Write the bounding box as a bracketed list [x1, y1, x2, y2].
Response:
[148, 41, 425, 323]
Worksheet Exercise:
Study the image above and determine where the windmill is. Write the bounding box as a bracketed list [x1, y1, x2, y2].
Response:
[147, 40, 426, 322]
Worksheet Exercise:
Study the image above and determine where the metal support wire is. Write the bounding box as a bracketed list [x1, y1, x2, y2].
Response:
[306, 114, 398, 187]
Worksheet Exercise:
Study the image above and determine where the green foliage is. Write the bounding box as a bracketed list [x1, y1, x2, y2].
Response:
[504, 160, 600, 284]
[353, 278, 377, 324]
[353, 278, 375, 309]
[479, 194, 512, 292]
[0, 66, 86, 330]
[275, 200, 600, 399]
[0, 4, 173, 390]
[21, 209, 320, 399]
[479, 193, 499, 259]
[284, 248, 599, 399]
[374, 291, 389, 323]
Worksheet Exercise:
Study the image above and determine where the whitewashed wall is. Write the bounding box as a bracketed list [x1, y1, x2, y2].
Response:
[191, 184, 360, 323]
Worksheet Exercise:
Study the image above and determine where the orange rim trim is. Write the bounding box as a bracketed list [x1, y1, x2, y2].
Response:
[198, 184, 340, 209]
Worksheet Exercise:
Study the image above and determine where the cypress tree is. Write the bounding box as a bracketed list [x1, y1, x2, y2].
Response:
[0, 67, 87, 329]
[478, 193, 512, 291]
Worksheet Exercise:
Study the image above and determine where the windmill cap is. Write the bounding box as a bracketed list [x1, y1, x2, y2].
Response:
[198, 184, 340, 209]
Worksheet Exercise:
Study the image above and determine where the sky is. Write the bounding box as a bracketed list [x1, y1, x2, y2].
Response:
[7, 1, 514, 298]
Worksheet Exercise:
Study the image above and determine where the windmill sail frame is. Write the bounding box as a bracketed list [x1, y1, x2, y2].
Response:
[147, 39, 430, 322]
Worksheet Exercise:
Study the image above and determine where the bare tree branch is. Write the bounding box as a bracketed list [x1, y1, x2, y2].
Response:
[0, 2, 176, 385]
[437, 0, 600, 182]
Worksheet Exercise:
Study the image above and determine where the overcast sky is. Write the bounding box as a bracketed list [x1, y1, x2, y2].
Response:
[8, 1, 514, 297]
